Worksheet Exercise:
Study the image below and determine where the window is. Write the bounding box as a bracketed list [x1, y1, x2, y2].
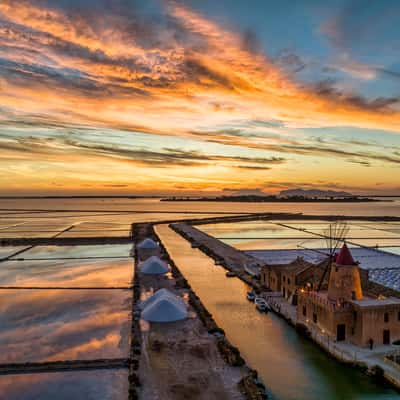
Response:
[283, 276, 286, 282]
[353, 311, 357, 322]
[384, 329, 391, 345]
[302, 306, 307, 317]
[313, 313, 317, 323]
[384, 312, 389, 323]
[351, 291, 356, 300]
[398, 311, 400, 321]
[288, 278, 291, 285]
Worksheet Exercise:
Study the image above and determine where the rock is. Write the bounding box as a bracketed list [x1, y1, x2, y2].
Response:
[217, 338, 245, 367]
[238, 373, 269, 400]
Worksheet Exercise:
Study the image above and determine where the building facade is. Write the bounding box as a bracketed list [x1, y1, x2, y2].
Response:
[297, 244, 400, 347]
[261, 257, 326, 303]
[260, 264, 283, 292]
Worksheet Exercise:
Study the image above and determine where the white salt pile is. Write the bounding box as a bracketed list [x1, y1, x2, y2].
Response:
[140, 256, 169, 275]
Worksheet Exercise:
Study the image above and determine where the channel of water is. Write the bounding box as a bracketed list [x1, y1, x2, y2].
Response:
[156, 224, 400, 400]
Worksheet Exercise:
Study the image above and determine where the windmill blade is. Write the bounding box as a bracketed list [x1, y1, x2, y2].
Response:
[318, 221, 349, 291]
[324, 224, 332, 255]
[317, 257, 331, 291]
[330, 221, 349, 254]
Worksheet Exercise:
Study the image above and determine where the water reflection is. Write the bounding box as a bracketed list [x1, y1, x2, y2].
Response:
[1, 197, 400, 216]
[0, 289, 130, 363]
[0, 247, 25, 259]
[200, 220, 400, 251]
[0, 258, 133, 287]
[0, 370, 128, 400]
[156, 224, 400, 400]
[384, 247, 400, 256]
[15, 245, 132, 260]
[223, 238, 328, 250]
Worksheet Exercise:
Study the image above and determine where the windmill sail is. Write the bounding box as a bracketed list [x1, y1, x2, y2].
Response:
[317, 221, 349, 291]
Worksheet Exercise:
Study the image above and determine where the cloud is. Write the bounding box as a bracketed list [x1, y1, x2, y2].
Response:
[330, 55, 400, 83]
[235, 165, 271, 170]
[378, 68, 400, 80]
[102, 183, 129, 188]
[274, 49, 306, 73]
[347, 159, 371, 167]
[222, 180, 370, 195]
[320, 1, 400, 83]
[0, 0, 400, 194]
[0, 132, 287, 170]
[194, 129, 400, 166]
[222, 188, 266, 195]
[281, 144, 400, 165]
[311, 79, 399, 111]
[0, 0, 399, 141]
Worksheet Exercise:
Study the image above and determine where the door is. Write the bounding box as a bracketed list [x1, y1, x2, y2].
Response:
[383, 329, 391, 345]
[337, 324, 346, 341]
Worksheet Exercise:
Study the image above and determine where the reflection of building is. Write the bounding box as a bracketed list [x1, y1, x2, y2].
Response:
[297, 244, 400, 347]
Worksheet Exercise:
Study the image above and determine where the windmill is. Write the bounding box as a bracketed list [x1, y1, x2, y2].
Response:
[316, 221, 349, 291]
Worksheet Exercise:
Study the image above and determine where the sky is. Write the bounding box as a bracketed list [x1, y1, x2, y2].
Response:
[0, 0, 399, 196]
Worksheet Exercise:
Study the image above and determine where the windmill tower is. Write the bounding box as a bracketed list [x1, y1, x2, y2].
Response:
[327, 243, 363, 302]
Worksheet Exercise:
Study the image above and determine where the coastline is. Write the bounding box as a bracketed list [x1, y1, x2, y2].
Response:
[161, 196, 386, 203]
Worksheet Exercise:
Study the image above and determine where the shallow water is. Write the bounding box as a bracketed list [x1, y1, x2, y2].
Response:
[14, 244, 132, 259]
[0, 289, 131, 363]
[0, 370, 128, 400]
[156, 224, 400, 400]
[200, 219, 400, 251]
[2, 198, 400, 240]
[1, 197, 400, 216]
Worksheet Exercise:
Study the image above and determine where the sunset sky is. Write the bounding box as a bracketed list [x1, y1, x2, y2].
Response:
[1, 0, 399, 195]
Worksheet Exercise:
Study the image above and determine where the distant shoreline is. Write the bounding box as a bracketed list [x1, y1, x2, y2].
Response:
[161, 195, 388, 203]
[0, 195, 398, 200]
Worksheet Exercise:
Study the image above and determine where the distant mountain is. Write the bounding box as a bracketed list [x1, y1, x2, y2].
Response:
[279, 188, 353, 198]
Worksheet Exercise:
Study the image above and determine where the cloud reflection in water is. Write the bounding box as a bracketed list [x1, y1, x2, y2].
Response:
[0, 289, 131, 363]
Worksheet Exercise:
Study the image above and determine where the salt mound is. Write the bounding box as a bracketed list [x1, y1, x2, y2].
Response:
[140, 256, 169, 275]
[142, 297, 187, 322]
[140, 288, 185, 310]
[137, 238, 159, 250]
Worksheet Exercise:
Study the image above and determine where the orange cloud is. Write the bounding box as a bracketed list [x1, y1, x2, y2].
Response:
[0, 0, 399, 138]
[0, 1, 400, 194]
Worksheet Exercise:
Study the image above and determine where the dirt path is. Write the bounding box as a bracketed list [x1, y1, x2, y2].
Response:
[131, 223, 245, 400]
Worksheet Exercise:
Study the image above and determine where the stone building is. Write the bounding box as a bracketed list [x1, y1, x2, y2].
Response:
[297, 244, 400, 347]
[281, 259, 318, 303]
[261, 257, 327, 303]
[260, 263, 283, 292]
